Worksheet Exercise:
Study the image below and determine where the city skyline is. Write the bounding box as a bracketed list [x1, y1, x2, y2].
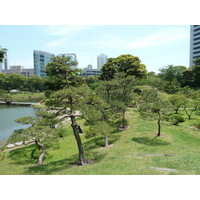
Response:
[0, 25, 190, 73]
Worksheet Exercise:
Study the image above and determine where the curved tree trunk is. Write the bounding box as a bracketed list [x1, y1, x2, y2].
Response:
[66, 73, 85, 166]
[70, 115, 86, 166]
[35, 139, 45, 166]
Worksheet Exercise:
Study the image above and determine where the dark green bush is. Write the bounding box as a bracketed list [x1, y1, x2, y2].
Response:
[170, 114, 185, 125]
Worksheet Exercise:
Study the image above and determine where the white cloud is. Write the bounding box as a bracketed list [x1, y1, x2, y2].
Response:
[86, 35, 125, 49]
[39, 25, 95, 36]
[129, 27, 189, 49]
[45, 37, 67, 47]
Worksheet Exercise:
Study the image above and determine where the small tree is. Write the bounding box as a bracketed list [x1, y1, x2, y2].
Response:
[139, 89, 171, 137]
[183, 99, 196, 120]
[169, 94, 187, 114]
[113, 74, 137, 128]
[14, 112, 61, 166]
[46, 84, 109, 165]
[86, 121, 113, 148]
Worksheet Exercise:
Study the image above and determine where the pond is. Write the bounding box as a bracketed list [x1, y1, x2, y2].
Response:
[0, 105, 37, 142]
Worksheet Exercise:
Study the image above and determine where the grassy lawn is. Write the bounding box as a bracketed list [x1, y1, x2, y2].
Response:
[1, 108, 200, 175]
[11, 92, 44, 102]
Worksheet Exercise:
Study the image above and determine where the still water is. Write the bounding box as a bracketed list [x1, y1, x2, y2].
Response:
[0, 105, 37, 142]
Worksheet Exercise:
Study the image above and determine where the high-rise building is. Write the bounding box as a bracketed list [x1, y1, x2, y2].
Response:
[33, 50, 55, 77]
[0, 62, 2, 73]
[97, 54, 108, 69]
[4, 53, 8, 70]
[0, 53, 8, 72]
[190, 25, 200, 67]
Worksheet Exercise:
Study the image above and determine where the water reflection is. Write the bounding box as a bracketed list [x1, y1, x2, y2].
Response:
[0, 105, 36, 142]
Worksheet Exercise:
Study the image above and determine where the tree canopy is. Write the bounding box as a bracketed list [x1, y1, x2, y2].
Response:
[0, 46, 7, 62]
[45, 56, 83, 90]
[99, 54, 147, 80]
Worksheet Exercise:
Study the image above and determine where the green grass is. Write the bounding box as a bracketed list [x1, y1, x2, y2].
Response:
[1, 108, 200, 175]
[11, 92, 44, 102]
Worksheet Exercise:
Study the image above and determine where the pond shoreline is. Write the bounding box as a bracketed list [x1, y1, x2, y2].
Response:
[0, 101, 35, 106]
[0, 105, 37, 144]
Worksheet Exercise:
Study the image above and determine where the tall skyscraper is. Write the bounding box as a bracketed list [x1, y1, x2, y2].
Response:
[0, 62, 2, 73]
[4, 53, 8, 70]
[190, 25, 200, 67]
[33, 50, 55, 77]
[97, 54, 108, 69]
[0, 53, 8, 72]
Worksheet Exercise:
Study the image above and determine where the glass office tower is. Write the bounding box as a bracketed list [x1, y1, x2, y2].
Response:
[33, 50, 55, 77]
[190, 25, 200, 67]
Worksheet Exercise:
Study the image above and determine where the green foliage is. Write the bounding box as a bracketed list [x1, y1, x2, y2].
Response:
[7, 73, 27, 91]
[86, 122, 112, 138]
[99, 54, 147, 80]
[85, 76, 102, 90]
[169, 94, 187, 114]
[158, 65, 189, 93]
[99, 58, 117, 80]
[0, 46, 7, 62]
[0, 89, 6, 97]
[140, 88, 158, 104]
[2, 93, 12, 102]
[7, 129, 29, 143]
[193, 120, 200, 129]
[44, 90, 53, 98]
[181, 57, 200, 88]
[27, 75, 44, 92]
[138, 89, 172, 136]
[45, 56, 83, 90]
[0, 73, 45, 92]
[170, 114, 185, 125]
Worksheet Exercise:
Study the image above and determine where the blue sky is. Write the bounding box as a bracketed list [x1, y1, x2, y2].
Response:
[0, 25, 190, 73]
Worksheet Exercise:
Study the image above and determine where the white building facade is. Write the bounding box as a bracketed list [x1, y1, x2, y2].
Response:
[2, 65, 34, 77]
[97, 54, 108, 69]
[0, 53, 8, 72]
[190, 25, 200, 67]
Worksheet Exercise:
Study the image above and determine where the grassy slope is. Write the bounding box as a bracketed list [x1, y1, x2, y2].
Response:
[1, 107, 200, 175]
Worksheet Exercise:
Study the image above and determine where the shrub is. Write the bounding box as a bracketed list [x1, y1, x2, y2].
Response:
[170, 114, 185, 125]
[193, 120, 200, 129]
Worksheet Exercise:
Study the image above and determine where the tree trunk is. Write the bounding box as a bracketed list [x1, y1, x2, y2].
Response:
[35, 139, 45, 166]
[105, 135, 109, 148]
[122, 109, 126, 128]
[70, 115, 86, 166]
[66, 72, 85, 166]
[157, 112, 161, 137]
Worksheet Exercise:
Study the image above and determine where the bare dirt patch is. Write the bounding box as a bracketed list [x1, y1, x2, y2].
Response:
[119, 125, 130, 131]
[99, 144, 114, 150]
